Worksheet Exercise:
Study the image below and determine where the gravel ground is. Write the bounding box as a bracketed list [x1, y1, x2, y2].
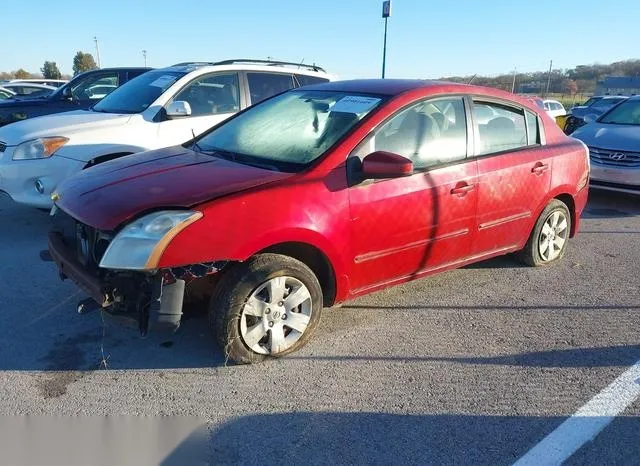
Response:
[0, 189, 638, 465]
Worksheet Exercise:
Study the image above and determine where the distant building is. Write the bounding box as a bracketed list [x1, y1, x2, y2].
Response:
[595, 76, 640, 96]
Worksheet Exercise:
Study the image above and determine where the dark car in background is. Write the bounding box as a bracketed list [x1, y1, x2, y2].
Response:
[0, 67, 151, 127]
[564, 95, 627, 134]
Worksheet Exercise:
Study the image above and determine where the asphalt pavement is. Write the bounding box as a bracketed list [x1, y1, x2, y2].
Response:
[0, 189, 638, 465]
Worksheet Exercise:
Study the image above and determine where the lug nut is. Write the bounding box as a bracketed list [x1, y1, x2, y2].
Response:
[278, 301, 284, 306]
[265, 308, 271, 314]
[268, 321, 274, 327]
[282, 313, 287, 320]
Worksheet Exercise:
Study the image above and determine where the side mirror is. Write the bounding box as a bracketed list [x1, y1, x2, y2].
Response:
[361, 151, 413, 179]
[166, 101, 192, 118]
[62, 87, 72, 100]
[583, 113, 597, 124]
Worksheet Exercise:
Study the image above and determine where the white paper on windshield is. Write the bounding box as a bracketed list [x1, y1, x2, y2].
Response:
[331, 96, 381, 114]
[149, 75, 178, 89]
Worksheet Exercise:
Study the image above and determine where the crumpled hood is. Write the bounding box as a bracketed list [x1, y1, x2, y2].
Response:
[0, 110, 131, 144]
[55, 146, 294, 230]
[572, 123, 640, 151]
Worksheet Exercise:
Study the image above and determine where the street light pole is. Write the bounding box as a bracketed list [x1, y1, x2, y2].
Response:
[545, 59, 553, 97]
[381, 1, 391, 78]
[94, 36, 101, 68]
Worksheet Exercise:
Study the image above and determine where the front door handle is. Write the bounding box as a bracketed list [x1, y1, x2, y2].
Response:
[450, 183, 475, 196]
[532, 162, 549, 175]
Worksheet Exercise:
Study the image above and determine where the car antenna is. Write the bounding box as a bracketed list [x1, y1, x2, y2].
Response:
[191, 128, 203, 152]
[298, 58, 305, 69]
[467, 74, 477, 85]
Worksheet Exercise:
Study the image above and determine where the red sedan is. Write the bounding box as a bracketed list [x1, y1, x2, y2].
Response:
[49, 79, 590, 364]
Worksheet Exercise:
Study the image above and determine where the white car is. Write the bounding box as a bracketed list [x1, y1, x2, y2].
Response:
[0, 60, 332, 208]
[2, 82, 57, 98]
[10, 78, 68, 88]
[0, 87, 16, 100]
[543, 99, 566, 119]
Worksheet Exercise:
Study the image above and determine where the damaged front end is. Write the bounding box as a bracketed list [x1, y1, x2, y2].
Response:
[47, 207, 226, 335]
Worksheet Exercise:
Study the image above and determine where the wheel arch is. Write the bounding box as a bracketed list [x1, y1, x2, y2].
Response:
[554, 193, 576, 237]
[258, 241, 337, 307]
[531, 187, 578, 238]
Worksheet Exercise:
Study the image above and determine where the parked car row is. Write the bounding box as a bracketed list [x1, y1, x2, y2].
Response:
[0, 68, 151, 128]
[0, 60, 331, 208]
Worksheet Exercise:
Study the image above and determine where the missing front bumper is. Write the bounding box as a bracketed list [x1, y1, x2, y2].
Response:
[48, 232, 190, 334]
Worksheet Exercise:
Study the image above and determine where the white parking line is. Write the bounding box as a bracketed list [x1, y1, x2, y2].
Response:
[514, 359, 640, 466]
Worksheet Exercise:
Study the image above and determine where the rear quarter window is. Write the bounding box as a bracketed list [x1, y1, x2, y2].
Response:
[295, 74, 329, 86]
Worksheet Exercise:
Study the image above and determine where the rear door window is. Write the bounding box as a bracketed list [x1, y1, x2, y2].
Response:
[247, 72, 295, 105]
[472, 101, 527, 155]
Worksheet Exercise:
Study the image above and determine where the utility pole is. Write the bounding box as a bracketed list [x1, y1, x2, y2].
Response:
[545, 59, 553, 97]
[381, 1, 391, 78]
[142, 50, 147, 67]
[511, 68, 517, 93]
[94, 36, 101, 68]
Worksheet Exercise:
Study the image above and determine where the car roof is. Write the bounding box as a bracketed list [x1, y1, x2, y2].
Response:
[160, 60, 331, 78]
[77, 67, 153, 73]
[601, 95, 628, 100]
[3, 82, 56, 90]
[300, 79, 538, 101]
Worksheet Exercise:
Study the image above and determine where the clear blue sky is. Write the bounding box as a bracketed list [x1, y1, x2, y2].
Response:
[4, 0, 639, 78]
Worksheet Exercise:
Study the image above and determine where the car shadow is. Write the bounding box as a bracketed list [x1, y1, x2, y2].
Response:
[286, 343, 640, 368]
[182, 411, 640, 466]
[584, 189, 640, 218]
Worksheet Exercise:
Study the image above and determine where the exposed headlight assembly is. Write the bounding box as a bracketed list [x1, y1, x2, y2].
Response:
[12, 137, 69, 160]
[99, 210, 203, 270]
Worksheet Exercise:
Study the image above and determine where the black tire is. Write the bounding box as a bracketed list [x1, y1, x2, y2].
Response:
[519, 199, 571, 267]
[209, 253, 323, 364]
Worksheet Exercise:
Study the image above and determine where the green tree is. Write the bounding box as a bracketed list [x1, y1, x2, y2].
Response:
[13, 69, 31, 79]
[41, 61, 62, 79]
[72, 51, 98, 75]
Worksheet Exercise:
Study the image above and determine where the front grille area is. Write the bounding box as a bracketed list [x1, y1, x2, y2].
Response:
[589, 146, 640, 168]
[51, 208, 111, 270]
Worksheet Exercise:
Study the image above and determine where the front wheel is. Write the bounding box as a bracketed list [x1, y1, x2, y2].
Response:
[210, 254, 323, 364]
[519, 199, 571, 267]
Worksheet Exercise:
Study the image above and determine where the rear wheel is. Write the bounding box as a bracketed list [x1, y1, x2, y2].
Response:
[210, 254, 323, 364]
[519, 199, 570, 267]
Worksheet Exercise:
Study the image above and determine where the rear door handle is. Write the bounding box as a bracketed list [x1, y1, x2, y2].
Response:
[532, 162, 549, 174]
[450, 183, 475, 196]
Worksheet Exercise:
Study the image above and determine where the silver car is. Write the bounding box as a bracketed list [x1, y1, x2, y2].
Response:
[572, 96, 640, 195]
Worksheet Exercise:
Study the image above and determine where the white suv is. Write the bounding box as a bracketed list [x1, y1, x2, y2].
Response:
[0, 60, 332, 208]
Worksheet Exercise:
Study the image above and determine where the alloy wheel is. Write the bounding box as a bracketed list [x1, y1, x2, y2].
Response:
[239, 276, 313, 355]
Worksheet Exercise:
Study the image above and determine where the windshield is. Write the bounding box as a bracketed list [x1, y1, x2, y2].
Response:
[599, 100, 640, 125]
[591, 98, 625, 110]
[92, 70, 184, 114]
[196, 90, 384, 171]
